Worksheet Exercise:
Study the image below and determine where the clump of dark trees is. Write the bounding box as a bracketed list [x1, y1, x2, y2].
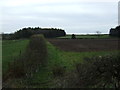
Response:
[109, 25, 120, 37]
[71, 34, 76, 39]
[2, 27, 66, 40]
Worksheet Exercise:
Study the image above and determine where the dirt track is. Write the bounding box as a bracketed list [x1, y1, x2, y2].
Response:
[47, 38, 120, 52]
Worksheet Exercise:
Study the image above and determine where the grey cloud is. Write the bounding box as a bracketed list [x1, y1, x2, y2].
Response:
[1, 1, 118, 34]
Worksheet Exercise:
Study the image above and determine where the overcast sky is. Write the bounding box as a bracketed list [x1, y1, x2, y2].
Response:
[0, 0, 119, 34]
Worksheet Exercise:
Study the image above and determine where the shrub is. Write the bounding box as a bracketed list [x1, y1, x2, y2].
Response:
[63, 53, 120, 88]
[74, 53, 120, 88]
[52, 65, 66, 77]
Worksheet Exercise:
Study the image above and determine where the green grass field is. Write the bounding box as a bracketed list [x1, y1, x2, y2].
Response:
[2, 40, 29, 74]
[2, 39, 119, 88]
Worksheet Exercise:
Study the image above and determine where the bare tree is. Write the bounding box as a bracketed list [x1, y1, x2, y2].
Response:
[96, 31, 101, 37]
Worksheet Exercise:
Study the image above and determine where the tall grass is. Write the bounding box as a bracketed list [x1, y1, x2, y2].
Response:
[25, 35, 48, 72]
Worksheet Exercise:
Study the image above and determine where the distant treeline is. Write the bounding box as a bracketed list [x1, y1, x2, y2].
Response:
[109, 25, 120, 37]
[2, 27, 66, 40]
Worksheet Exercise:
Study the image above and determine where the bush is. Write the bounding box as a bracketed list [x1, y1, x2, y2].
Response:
[63, 53, 120, 88]
[52, 65, 66, 77]
[74, 53, 120, 88]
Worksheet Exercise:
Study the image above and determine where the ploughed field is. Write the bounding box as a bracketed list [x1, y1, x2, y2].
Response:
[47, 38, 120, 52]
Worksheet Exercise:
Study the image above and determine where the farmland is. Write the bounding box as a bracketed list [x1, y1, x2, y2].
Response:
[57, 34, 113, 39]
[2, 40, 29, 74]
[2, 35, 120, 88]
[48, 38, 120, 52]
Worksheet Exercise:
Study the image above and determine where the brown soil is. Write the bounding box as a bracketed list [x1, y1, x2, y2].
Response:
[47, 38, 120, 52]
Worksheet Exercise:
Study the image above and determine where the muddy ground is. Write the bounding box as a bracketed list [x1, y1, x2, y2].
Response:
[47, 38, 120, 52]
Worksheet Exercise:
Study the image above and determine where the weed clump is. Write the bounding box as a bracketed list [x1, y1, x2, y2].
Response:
[52, 65, 66, 77]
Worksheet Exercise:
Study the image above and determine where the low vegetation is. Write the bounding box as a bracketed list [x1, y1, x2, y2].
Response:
[2, 40, 29, 75]
[58, 34, 111, 39]
[2, 35, 120, 88]
[3, 35, 48, 84]
[63, 53, 120, 88]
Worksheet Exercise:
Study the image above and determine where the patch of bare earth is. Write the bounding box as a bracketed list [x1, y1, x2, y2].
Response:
[47, 38, 120, 52]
